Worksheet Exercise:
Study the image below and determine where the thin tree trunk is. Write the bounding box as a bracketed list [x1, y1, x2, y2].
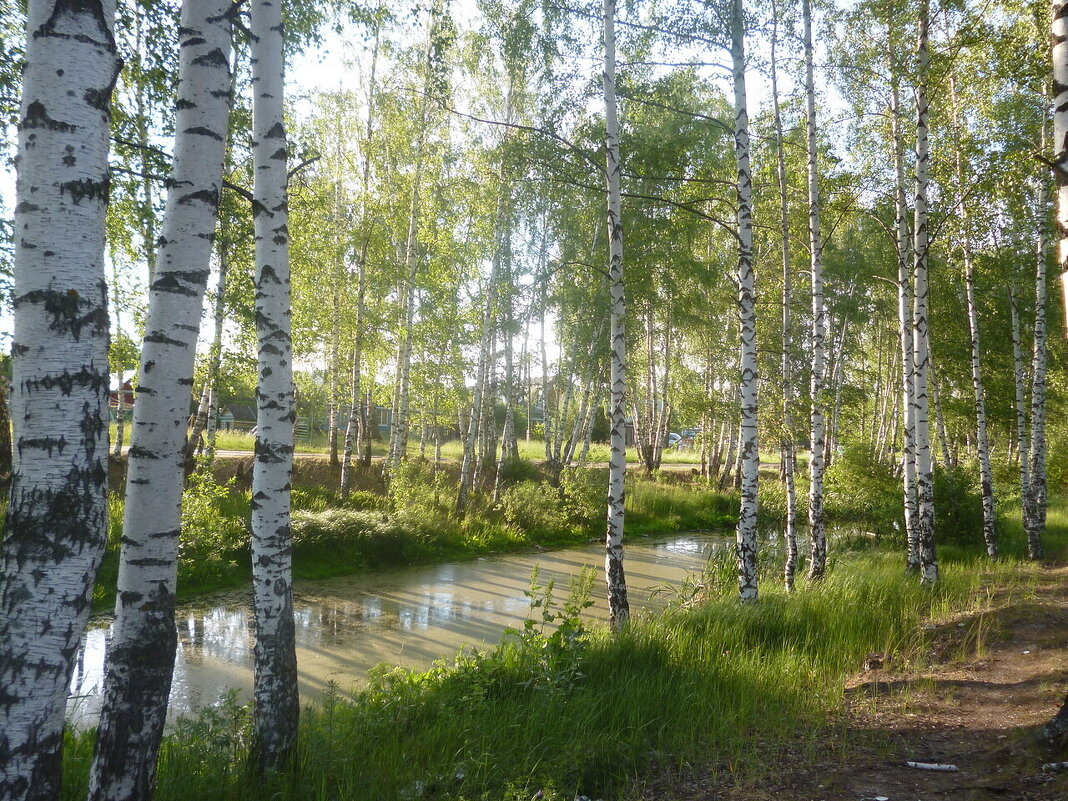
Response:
[203, 244, 231, 466]
[88, 4, 231, 798]
[913, 0, 938, 584]
[731, 0, 758, 602]
[1026, 103, 1052, 558]
[1009, 281, 1031, 503]
[770, 0, 797, 590]
[949, 75, 997, 557]
[112, 261, 127, 458]
[891, 70, 920, 571]
[0, 1, 118, 796]
[603, 0, 630, 626]
[249, 0, 298, 769]
[803, 0, 827, 582]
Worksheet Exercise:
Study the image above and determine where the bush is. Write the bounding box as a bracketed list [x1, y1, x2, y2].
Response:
[498, 481, 570, 536]
[824, 444, 903, 538]
[179, 472, 248, 586]
[932, 463, 983, 545]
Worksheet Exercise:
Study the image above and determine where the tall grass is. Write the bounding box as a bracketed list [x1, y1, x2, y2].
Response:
[63, 543, 1038, 801]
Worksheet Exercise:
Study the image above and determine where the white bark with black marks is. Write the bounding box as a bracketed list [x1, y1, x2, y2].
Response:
[770, 0, 797, 591]
[913, 0, 938, 584]
[0, 0, 119, 798]
[1026, 100, 1052, 559]
[249, 0, 299, 771]
[89, 3, 233, 797]
[731, 0, 758, 602]
[803, 0, 826, 582]
[1009, 281, 1030, 504]
[603, 0, 630, 626]
[891, 73, 919, 572]
[949, 75, 996, 558]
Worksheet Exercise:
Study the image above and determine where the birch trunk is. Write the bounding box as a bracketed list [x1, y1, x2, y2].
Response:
[249, 0, 298, 769]
[770, 1, 798, 590]
[1026, 104, 1052, 558]
[204, 242, 231, 464]
[803, 0, 827, 581]
[1043, 0, 1068, 742]
[389, 10, 439, 480]
[913, 0, 938, 584]
[1009, 282, 1030, 503]
[0, 1, 118, 797]
[88, 3, 231, 797]
[603, 0, 629, 626]
[730, 0, 758, 602]
[891, 73, 920, 571]
[342, 30, 379, 491]
[949, 75, 997, 557]
[112, 263, 126, 458]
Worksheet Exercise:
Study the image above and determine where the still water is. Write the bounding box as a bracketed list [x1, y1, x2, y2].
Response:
[69, 533, 731, 727]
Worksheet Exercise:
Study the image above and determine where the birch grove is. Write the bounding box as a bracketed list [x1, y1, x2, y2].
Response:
[2, 0, 1068, 789]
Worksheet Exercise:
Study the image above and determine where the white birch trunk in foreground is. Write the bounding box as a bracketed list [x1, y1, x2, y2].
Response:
[803, 0, 827, 581]
[891, 73, 919, 572]
[0, 1, 118, 798]
[603, 0, 629, 625]
[250, 0, 299, 769]
[732, 0, 758, 602]
[89, 4, 232, 798]
[1042, 0, 1068, 745]
[770, 1, 797, 591]
[913, 0, 938, 584]
[1026, 106, 1052, 559]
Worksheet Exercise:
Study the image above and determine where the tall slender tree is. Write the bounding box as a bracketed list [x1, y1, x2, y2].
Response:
[732, 0, 758, 602]
[803, 0, 827, 581]
[249, 0, 299, 769]
[913, 0, 938, 584]
[88, 2, 234, 797]
[603, 0, 630, 625]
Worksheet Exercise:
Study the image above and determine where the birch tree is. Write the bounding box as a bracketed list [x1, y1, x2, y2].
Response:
[731, 0, 758, 602]
[948, 73, 997, 558]
[249, 0, 299, 769]
[0, 0, 119, 797]
[913, 0, 938, 584]
[88, 4, 233, 797]
[1025, 109, 1051, 560]
[603, 0, 629, 625]
[770, 0, 797, 591]
[891, 60, 920, 572]
[803, 0, 827, 581]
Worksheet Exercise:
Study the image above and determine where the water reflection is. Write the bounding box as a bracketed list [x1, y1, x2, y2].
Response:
[70, 532, 731, 727]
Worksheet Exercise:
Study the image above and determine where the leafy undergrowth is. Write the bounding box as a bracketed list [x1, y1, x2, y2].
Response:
[91, 460, 740, 610]
[65, 536, 1050, 801]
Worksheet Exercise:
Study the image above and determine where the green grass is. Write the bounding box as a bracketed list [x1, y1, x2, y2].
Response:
[63, 524, 1051, 801]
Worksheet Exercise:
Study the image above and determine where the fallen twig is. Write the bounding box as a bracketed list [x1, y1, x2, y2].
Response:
[906, 761, 959, 772]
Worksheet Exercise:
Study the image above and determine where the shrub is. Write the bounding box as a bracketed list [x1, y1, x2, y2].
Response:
[824, 444, 902, 538]
[179, 472, 248, 587]
[498, 481, 570, 536]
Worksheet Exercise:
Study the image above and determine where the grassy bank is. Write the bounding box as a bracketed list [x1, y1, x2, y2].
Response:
[64, 506, 1060, 800]
[92, 460, 741, 609]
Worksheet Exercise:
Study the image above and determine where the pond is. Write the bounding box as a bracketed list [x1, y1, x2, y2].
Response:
[69, 532, 736, 727]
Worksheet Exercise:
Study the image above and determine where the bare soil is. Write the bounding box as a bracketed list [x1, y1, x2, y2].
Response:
[642, 568, 1068, 801]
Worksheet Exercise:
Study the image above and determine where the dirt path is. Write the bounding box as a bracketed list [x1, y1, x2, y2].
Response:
[643, 568, 1068, 801]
